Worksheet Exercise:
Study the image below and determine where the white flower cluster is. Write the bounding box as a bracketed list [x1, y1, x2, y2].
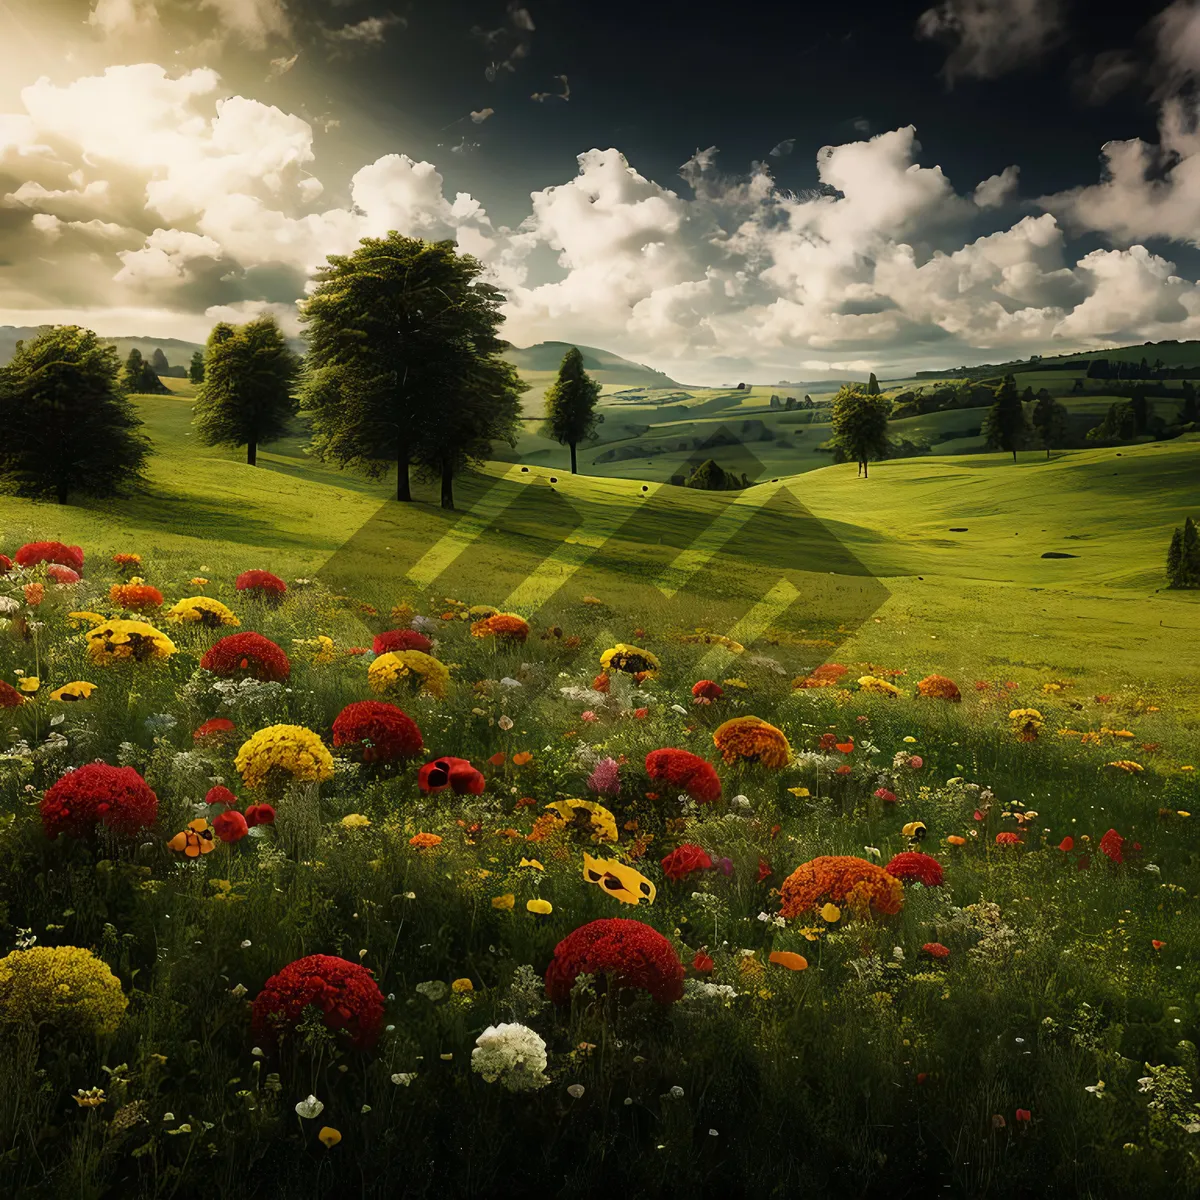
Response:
[471, 1022, 550, 1092]
[682, 980, 738, 1004]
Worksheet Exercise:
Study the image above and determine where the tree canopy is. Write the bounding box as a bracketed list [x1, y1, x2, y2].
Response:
[193, 316, 301, 466]
[982, 375, 1030, 461]
[189, 350, 205, 384]
[540, 346, 603, 473]
[121, 347, 168, 396]
[829, 385, 890, 477]
[1031, 391, 1069, 459]
[0, 325, 151, 504]
[300, 233, 526, 506]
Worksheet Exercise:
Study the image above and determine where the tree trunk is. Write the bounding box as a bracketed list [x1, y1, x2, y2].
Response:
[440, 455, 454, 510]
[247, 441, 257, 466]
[1012, 448, 1017, 462]
[56, 479, 69, 504]
[570, 442, 578, 474]
[862, 459, 869, 479]
[396, 440, 411, 502]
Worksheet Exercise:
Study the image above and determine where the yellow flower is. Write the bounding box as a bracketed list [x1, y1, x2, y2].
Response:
[451, 978, 474, 993]
[857, 676, 904, 698]
[526, 899, 553, 915]
[49, 680, 97, 702]
[599, 644, 660, 678]
[820, 902, 841, 923]
[85, 619, 176, 665]
[318, 1127, 341, 1148]
[722, 678, 749, 689]
[73, 1087, 107, 1108]
[0, 946, 127, 1036]
[165, 596, 239, 628]
[518, 858, 544, 871]
[293, 635, 337, 665]
[681, 630, 745, 653]
[544, 799, 619, 843]
[66, 611, 106, 630]
[234, 725, 335, 791]
[1107, 760, 1144, 773]
[787, 787, 810, 798]
[903, 736, 917, 744]
[17, 676, 39, 693]
[341, 813, 371, 830]
[491, 894, 515, 910]
[368, 650, 450, 700]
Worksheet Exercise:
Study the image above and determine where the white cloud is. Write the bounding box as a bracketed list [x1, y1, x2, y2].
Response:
[324, 15, 405, 53]
[1152, 0, 1200, 97]
[89, 0, 161, 37]
[973, 165, 1019, 208]
[916, 0, 1065, 85]
[197, 0, 290, 49]
[114, 227, 224, 283]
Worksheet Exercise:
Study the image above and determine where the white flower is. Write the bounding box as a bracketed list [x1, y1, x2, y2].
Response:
[391, 1073, 417, 1087]
[498, 715, 514, 731]
[670, 704, 687, 715]
[567, 1084, 585, 1099]
[471, 1023, 550, 1092]
[499, 677, 522, 689]
[682, 980, 738, 1003]
[0, 597, 20, 616]
[295, 1094, 324, 1119]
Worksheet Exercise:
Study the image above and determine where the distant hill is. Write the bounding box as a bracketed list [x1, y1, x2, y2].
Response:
[911, 339, 1200, 381]
[501, 341, 682, 387]
[0, 326, 207, 374]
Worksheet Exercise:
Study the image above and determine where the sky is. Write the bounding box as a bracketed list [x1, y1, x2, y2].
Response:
[0, 0, 1198, 384]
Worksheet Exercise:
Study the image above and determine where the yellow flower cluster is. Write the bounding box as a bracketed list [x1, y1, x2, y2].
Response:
[599, 644, 661, 677]
[857, 676, 905, 698]
[0, 946, 127, 1036]
[85, 619, 176, 665]
[368, 650, 450, 700]
[165, 596, 240, 628]
[292, 635, 337, 665]
[1008, 708, 1044, 742]
[234, 724, 335, 791]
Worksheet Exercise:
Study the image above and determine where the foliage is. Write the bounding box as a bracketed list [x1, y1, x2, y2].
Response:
[829, 386, 891, 477]
[982, 374, 1031, 461]
[0, 326, 151, 504]
[1167, 516, 1200, 588]
[120, 348, 168, 396]
[1031, 391, 1069, 458]
[540, 346, 604, 473]
[188, 350, 205, 384]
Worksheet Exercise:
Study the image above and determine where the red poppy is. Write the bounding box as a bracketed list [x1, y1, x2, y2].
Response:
[692, 951, 714, 974]
[245, 803, 276, 826]
[1152, 939, 1165, 951]
[995, 832, 1022, 846]
[213, 809, 249, 843]
[205, 786, 238, 807]
[1015, 1109, 1032, 1124]
[1057, 836, 1074, 852]
[660, 843, 713, 882]
[835, 740, 855, 754]
[633, 707, 649, 719]
[836, 765, 852, 776]
[488, 751, 507, 766]
[757, 858, 772, 882]
[692, 680, 723, 701]
[194, 717, 236, 742]
[418, 757, 485, 795]
[1099, 828, 1125, 864]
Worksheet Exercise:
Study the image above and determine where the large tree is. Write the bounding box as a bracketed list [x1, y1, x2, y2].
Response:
[982, 374, 1030, 461]
[540, 346, 603, 473]
[193, 316, 301, 466]
[1031, 391, 1069, 459]
[830, 385, 890, 477]
[301, 233, 520, 503]
[0, 325, 150, 504]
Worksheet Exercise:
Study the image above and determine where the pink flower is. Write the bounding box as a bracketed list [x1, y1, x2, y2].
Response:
[907, 755, 923, 769]
[581, 710, 598, 722]
[586, 756, 621, 798]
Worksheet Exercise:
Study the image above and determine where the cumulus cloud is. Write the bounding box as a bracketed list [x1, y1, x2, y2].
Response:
[324, 15, 406, 55]
[916, 0, 1065, 85]
[7, 61, 1200, 378]
[89, 0, 161, 37]
[197, 0, 290, 49]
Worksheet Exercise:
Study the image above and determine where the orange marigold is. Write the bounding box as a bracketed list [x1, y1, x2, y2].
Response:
[793, 663, 848, 689]
[712, 716, 791, 768]
[916, 674, 961, 702]
[779, 855, 904, 920]
[108, 580, 164, 611]
[409, 832, 443, 849]
[471, 613, 530, 642]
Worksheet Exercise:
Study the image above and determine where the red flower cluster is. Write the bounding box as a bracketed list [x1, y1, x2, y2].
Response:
[41, 763, 158, 839]
[797, 663, 848, 689]
[235, 570, 287, 598]
[194, 717, 236, 742]
[251, 954, 386, 1049]
[874, 787, 897, 803]
[332, 701, 424, 764]
[213, 809, 249, 843]
[922, 942, 951, 959]
[660, 843, 713, 882]
[544, 918, 685, 1005]
[995, 831, 1023, 846]
[245, 803, 276, 826]
[46, 564, 82, 585]
[418, 756, 485, 795]
[884, 851, 945, 887]
[644, 748, 722, 804]
[200, 633, 291, 682]
[0, 680, 23, 709]
[206, 786, 238, 807]
[15, 541, 84, 573]
[372, 629, 433, 656]
[691, 679, 723, 701]
[1099, 828, 1125, 863]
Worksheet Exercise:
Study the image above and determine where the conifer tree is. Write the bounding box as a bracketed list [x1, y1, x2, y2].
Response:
[189, 350, 205, 384]
[540, 346, 603, 473]
[982, 374, 1029, 462]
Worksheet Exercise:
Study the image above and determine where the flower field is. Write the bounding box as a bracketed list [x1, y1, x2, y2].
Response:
[0, 539, 1198, 1198]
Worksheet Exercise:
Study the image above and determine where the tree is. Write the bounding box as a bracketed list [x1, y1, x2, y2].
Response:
[1031, 391, 1069, 458]
[121, 347, 167, 395]
[1185, 516, 1200, 584]
[867, 372, 881, 396]
[193, 317, 301, 466]
[540, 346, 603, 474]
[301, 233, 522, 504]
[411, 352, 525, 510]
[189, 350, 205, 384]
[1167, 527, 1186, 587]
[1180, 380, 1197, 424]
[0, 325, 150, 504]
[1087, 401, 1136, 443]
[830, 385, 890, 478]
[982, 374, 1030, 461]
[1129, 388, 1150, 435]
[151, 347, 170, 374]
[686, 459, 728, 490]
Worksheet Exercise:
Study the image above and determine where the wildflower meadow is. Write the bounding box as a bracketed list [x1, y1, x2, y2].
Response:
[0, 537, 1197, 1199]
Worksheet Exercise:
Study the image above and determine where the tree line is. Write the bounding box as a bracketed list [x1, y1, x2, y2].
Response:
[0, 235, 613, 509]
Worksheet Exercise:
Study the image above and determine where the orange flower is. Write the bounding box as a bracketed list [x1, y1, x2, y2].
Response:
[23, 583, 44, 606]
[916, 674, 962, 702]
[713, 716, 792, 768]
[946, 835, 967, 846]
[167, 818, 216, 857]
[470, 613, 530, 642]
[409, 832, 443, 849]
[512, 751, 533, 766]
[1152, 939, 1165, 951]
[779, 856, 904, 920]
[488, 752, 506, 766]
[768, 951, 808, 971]
[109, 581, 164, 611]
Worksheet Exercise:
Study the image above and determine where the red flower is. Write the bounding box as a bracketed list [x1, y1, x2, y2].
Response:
[205, 786, 238, 807]
[1015, 1109, 1032, 1124]
[1099, 828, 1125, 864]
[0, 680, 24, 709]
[45, 564, 81, 585]
[1057, 836, 1074, 852]
[332, 700, 423, 764]
[1152, 939, 1165, 951]
[874, 788, 897, 803]
[15, 541, 84, 573]
[200, 633, 291, 682]
[692, 950, 714, 974]
[213, 809, 249, 843]
[885, 851, 945, 887]
[995, 832, 1022, 846]
[644, 748, 722, 804]
[757, 858, 772, 882]
[418, 756, 485, 795]
[194, 717, 236, 742]
[660, 843, 713, 882]
[245, 803, 275, 826]
[835, 764, 852, 775]
[251, 954, 385, 1049]
[41, 763, 158, 839]
[591, 674, 610, 694]
[544, 918, 685, 1005]
[0, 554, 11, 574]
[921, 942, 951, 959]
[691, 680, 723, 701]
[235, 570, 287, 598]
[633, 707, 649, 720]
[818, 732, 838, 752]
[488, 751, 506, 766]
[372, 629, 432, 656]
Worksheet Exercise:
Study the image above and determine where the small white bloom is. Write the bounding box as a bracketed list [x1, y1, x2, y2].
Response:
[498, 715, 514, 731]
[471, 1023, 550, 1092]
[295, 1095, 324, 1119]
[391, 1073, 417, 1087]
[567, 1084, 585, 1099]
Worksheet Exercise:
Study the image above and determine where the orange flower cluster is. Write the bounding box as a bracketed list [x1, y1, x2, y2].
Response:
[917, 674, 962, 702]
[793, 663, 848, 689]
[109, 581, 164, 611]
[470, 613, 530, 642]
[713, 716, 791, 768]
[778, 855, 904, 920]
